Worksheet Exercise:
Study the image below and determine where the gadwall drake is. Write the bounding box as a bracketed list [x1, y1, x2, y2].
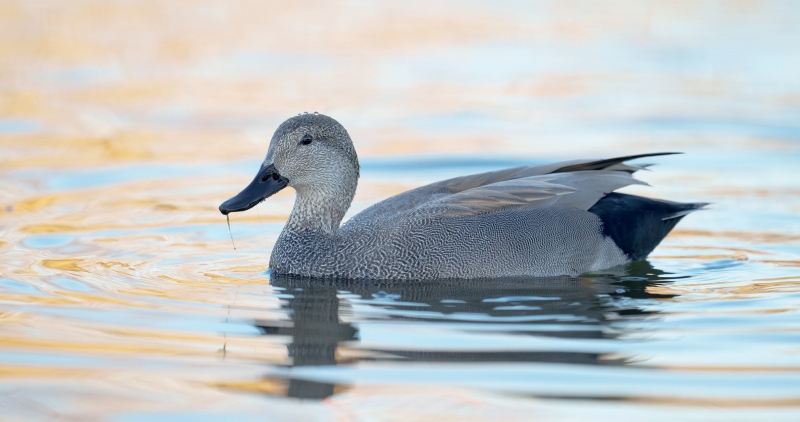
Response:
[219, 113, 704, 280]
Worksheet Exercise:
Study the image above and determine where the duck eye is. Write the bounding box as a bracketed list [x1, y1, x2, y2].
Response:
[300, 134, 313, 145]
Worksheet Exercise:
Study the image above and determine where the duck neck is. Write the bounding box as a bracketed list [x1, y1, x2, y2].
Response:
[284, 186, 355, 236]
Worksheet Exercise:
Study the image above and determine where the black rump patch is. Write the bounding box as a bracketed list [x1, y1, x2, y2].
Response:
[588, 193, 707, 261]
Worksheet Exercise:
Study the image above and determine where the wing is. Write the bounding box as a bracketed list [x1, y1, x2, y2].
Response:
[413, 170, 648, 217]
[344, 152, 677, 226]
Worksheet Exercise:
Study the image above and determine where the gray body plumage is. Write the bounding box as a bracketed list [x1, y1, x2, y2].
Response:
[226, 114, 702, 280]
[271, 205, 627, 279]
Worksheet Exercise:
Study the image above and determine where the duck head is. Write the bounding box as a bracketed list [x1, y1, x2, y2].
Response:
[219, 113, 360, 220]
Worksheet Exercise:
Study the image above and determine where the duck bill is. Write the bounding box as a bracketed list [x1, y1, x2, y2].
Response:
[219, 164, 289, 215]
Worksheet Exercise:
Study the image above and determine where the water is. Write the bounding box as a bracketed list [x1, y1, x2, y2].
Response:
[1, 1, 800, 420]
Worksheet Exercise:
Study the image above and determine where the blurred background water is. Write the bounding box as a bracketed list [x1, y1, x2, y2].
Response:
[1, 1, 800, 420]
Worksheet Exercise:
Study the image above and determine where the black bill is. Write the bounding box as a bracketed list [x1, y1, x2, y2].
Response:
[219, 164, 289, 215]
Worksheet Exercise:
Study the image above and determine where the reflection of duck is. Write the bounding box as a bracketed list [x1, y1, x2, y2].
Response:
[256, 262, 679, 399]
[220, 113, 705, 279]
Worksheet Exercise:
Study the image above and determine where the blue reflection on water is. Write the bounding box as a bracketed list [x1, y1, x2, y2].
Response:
[89, 222, 281, 242]
[50, 277, 94, 292]
[281, 362, 800, 399]
[1, 278, 41, 294]
[0, 119, 41, 134]
[630, 118, 800, 139]
[23, 234, 75, 249]
[9, 156, 537, 192]
[10, 162, 249, 192]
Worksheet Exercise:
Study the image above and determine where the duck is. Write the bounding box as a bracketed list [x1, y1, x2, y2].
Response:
[219, 113, 705, 280]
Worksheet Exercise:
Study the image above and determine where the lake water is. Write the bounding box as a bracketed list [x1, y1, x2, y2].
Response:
[1, 1, 799, 420]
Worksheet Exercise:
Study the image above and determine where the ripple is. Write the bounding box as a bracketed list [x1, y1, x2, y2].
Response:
[1, 1, 799, 419]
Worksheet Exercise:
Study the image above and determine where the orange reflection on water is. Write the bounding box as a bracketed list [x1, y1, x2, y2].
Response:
[2, 0, 800, 420]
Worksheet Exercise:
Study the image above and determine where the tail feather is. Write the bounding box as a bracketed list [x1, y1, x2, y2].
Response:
[588, 192, 706, 261]
[662, 203, 709, 220]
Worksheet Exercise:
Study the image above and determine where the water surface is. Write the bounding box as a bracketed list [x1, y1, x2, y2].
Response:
[1, 1, 800, 420]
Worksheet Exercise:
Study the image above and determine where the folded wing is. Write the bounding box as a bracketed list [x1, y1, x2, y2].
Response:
[345, 152, 677, 227]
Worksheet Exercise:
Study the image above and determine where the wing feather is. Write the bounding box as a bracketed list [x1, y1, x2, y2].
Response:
[344, 152, 676, 227]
